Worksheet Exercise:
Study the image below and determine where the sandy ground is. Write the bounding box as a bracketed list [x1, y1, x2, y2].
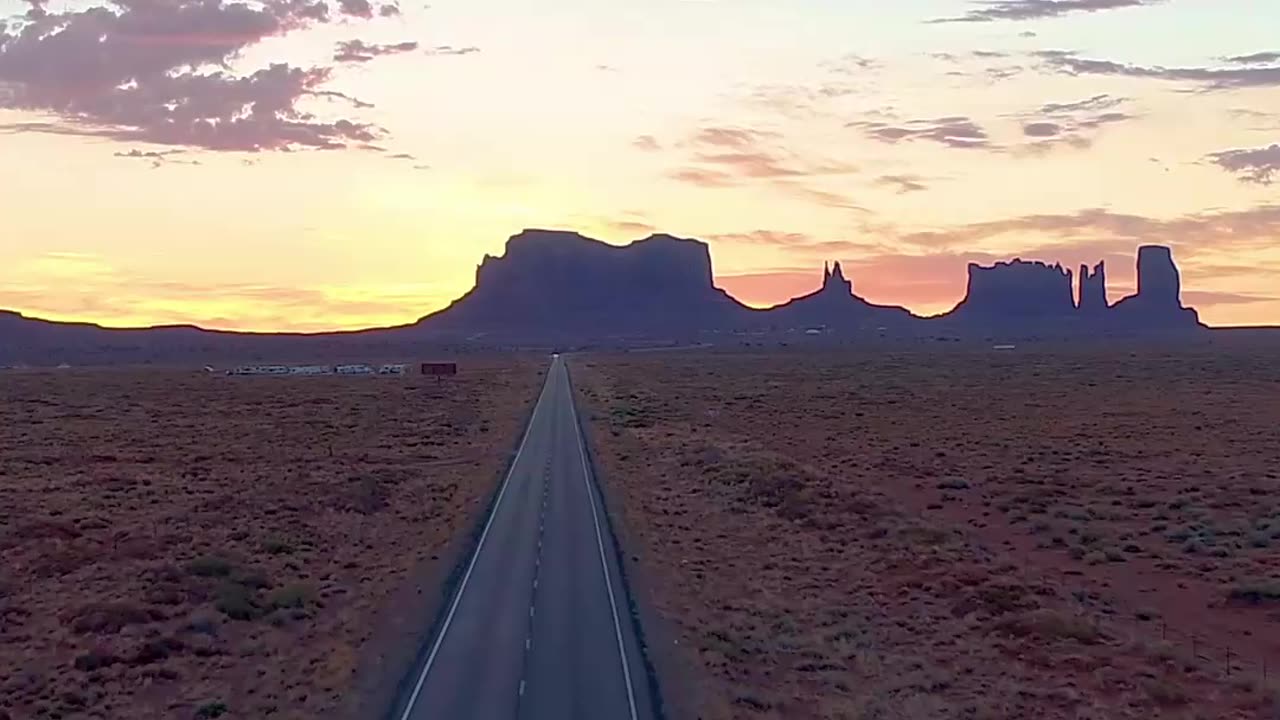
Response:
[0, 361, 541, 720]
[575, 345, 1280, 720]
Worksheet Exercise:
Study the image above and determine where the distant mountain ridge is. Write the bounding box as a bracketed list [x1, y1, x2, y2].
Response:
[1, 229, 1210, 364]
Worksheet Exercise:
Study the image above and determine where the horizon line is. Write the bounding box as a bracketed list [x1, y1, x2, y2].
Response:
[0, 228, 1256, 334]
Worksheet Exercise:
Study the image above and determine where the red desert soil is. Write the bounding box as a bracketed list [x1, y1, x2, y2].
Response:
[575, 345, 1280, 720]
[0, 361, 541, 720]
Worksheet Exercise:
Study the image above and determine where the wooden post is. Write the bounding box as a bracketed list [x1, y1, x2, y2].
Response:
[1226, 646, 1231, 677]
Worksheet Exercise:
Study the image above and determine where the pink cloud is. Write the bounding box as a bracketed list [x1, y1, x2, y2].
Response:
[0, 0, 381, 152]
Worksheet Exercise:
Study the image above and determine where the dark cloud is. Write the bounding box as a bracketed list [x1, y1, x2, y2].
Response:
[1037, 93, 1125, 114]
[113, 147, 201, 168]
[425, 45, 479, 56]
[310, 89, 374, 109]
[1208, 144, 1280, 185]
[1038, 50, 1280, 90]
[0, 0, 380, 152]
[850, 116, 991, 149]
[1225, 51, 1280, 65]
[378, 2, 401, 16]
[334, 39, 418, 62]
[876, 174, 928, 193]
[1013, 94, 1135, 151]
[387, 152, 415, 160]
[1022, 122, 1060, 137]
[930, 0, 1162, 24]
[114, 149, 185, 160]
[338, 0, 373, 18]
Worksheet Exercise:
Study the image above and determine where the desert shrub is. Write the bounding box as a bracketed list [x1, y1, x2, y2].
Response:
[73, 649, 120, 671]
[993, 609, 1104, 645]
[1249, 532, 1272, 549]
[231, 568, 271, 589]
[1143, 678, 1189, 706]
[261, 538, 293, 555]
[214, 582, 259, 620]
[195, 702, 228, 718]
[936, 478, 970, 490]
[266, 583, 313, 610]
[186, 556, 233, 578]
[131, 636, 185, 665]
[1226, 582, 1280, 605]
[69, 601, 163, 634]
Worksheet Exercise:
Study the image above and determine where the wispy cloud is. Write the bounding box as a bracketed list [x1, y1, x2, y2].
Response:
[1012, 94, 1135, 151]
[425, 45, 480, 56]
[876, 174, 929, 193]
[334, 39, 419, 63]
[1224, 51, 1280, 66]
[890, 205, 1280, 256]
[849, 116, 991, 149]
[632, 135, 661, 151]
[1208, 144, 1280, 185]
[113, 148, 202, 168]
[930, 0, 1163, 24]
[667, 125, 858, 187]
[1037, 50, 1280, 90]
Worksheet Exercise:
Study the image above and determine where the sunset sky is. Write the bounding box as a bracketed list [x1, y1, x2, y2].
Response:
[2, 0, 1278, 331]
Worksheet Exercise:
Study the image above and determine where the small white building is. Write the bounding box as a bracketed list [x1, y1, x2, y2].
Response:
[289, 365, 333, 375]
[378, 364, 408, 375]
[336, 364, 374, 375]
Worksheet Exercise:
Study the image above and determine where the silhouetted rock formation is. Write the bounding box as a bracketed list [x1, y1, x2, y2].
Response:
[759, 260, 918, 332]
[823, 261, 853, 296]
[946, 259, 1077, 325]
[0, 234, 1216, 364]
[1111, 245, 1202, 329]
[941, 245, 1202, 336]
[415, 229, 751, 338]
[1078, 261, 1108, 314]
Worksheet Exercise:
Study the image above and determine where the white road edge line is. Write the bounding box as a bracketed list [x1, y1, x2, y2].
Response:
[565, 359, 641, 720]
[397, 361, 554, 720]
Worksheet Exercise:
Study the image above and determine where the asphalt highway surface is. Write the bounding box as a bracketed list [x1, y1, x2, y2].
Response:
[395, 355, 655, 720]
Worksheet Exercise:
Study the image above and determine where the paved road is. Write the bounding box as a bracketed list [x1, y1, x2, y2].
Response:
[395, 355, 655, 720]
